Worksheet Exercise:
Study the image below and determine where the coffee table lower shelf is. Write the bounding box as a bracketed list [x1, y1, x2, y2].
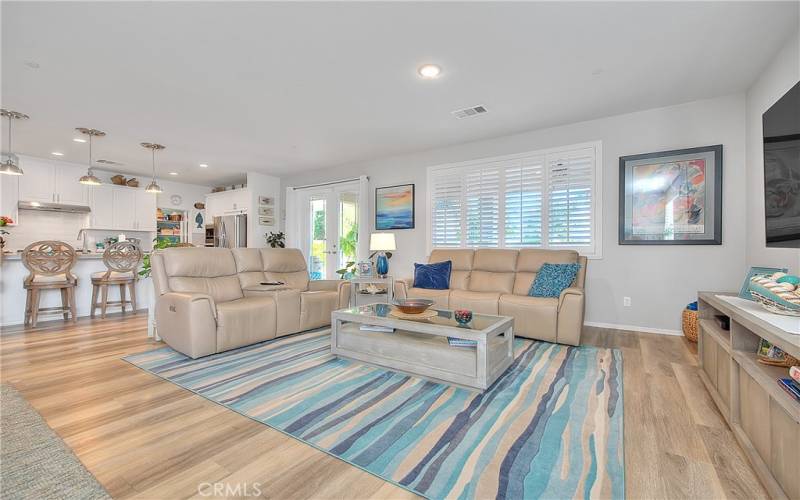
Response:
[330, 311, 514, 391]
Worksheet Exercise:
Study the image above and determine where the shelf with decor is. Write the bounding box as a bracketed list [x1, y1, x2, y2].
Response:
[697, 292, 799, 500]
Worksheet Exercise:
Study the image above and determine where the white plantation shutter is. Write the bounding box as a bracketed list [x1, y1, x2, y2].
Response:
[428, 142, 601, 257]
[465, 166, 500, 247]
[504, 156, 544, 247]
[430, 172, 462, 247]
[547, 148, 594, 248]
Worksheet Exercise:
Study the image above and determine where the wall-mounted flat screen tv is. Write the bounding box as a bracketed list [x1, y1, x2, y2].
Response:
[763, 81, 800, 248]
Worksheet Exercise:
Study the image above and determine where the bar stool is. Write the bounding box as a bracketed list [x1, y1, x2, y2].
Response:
[22, 240, 78, 327]
[91, 241, 143, 318]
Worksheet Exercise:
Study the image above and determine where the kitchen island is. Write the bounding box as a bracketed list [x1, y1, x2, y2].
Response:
[0, 252, 153, 328]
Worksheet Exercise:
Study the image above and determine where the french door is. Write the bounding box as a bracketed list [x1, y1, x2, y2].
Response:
[300, 182, 359, 280]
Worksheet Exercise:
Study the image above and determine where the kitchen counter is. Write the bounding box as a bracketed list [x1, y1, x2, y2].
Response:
[0, 252, 153, 327]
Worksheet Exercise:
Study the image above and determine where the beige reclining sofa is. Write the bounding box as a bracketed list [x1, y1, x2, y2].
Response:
[150, 247, 349, 358]
[395, 248, 587, 345]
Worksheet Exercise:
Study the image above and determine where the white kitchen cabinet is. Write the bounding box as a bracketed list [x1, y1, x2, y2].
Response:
[18, 156, 88, 205]
[88, 184, 157, 231]
[89, 185, 114, 228]
[134, 190, 157, 231]
[55, 163, 88, 205]
[205, 188, 250, 218]
[111, 188, 136, 230]
[18, 157, 55, 203]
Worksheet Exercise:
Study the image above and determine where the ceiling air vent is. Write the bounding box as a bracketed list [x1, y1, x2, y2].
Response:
[452, 105, 488, 119]
[95, 159, 124, 166]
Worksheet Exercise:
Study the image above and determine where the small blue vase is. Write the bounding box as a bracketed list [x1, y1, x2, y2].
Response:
[376, 253, 389, 276]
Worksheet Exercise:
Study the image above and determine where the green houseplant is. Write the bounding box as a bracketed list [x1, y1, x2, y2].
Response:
[139, 238, 179, 278]
[266, 231, 286, 248]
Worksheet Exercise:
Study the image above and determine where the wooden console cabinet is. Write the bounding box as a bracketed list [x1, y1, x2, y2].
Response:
[698, 292, 800, 500]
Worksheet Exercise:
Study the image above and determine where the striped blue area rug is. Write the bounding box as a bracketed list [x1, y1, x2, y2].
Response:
[125, 330, 624, 499]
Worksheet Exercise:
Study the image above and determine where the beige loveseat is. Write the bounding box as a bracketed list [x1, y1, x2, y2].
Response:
[395, 248, 587, 345]
[150, 247, 349, 358]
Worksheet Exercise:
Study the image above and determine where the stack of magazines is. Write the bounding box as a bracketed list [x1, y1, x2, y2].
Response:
[447, 337, 477, 347]
[778, 365, 800, 402]
[359, 324, 394, 333]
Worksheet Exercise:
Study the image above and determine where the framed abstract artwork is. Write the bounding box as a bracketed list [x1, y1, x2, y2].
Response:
[375, 184, 415, 230]
[619, 145, 723, 245]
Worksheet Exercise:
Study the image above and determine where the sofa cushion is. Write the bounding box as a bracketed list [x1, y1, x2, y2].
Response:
[413, 261, 451, 290]
[429, 249, 474, 289]
[215, 296, 277, 351]
[406, 287, 450, 309]
[232, 248, 265, 288]
[260, 248, 309, 290]
[449, 289, 501, 315]
[469, 249, 518, 294]
[499, 294, 558, 342]
[162, 247, 244, 303]
[530, 263, 581, 298]
[514, 249, 579, 295]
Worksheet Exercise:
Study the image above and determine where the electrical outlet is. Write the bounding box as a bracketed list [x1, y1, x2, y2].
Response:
[623, 296, 632, 307]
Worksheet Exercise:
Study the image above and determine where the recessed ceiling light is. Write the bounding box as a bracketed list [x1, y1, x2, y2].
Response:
[169, 172, 178, 176]
[23, 60, 40, 69]
[73, 138, 87, 143]
[51, 151, 64, 156]
[199, 163, 208, 168]
[418, 64, 442, 79]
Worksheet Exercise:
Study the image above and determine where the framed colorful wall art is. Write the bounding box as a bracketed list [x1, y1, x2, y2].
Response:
[619, 145, 722, 245]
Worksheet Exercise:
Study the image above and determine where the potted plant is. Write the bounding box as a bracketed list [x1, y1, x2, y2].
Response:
[266, 231, 286, 248]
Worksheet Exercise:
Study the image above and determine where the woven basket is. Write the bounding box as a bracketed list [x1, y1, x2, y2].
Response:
[757, 350, 800, 368]
[682, 309, 699, 342]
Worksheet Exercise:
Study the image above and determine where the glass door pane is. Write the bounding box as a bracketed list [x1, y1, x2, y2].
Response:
[338, 191, 358, 272]
[308, 196, 327, 280]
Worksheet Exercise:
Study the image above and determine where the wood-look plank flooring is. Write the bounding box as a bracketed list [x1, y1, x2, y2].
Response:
[0, 314, 769, 499]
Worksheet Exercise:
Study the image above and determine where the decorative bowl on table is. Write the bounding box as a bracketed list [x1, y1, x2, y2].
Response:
[454, 309, 473, 325]
[391, 298, 435, 314]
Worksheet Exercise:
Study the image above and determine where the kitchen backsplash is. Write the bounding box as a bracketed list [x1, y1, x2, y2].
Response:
[4, 210, 155, 253]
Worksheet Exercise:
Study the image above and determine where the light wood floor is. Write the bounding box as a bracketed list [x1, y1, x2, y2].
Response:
[0, 313, 768, 499]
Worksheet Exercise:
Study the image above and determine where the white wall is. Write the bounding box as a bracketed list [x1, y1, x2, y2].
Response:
[282, 94, 748, 333]
[745, 30, 800, 272]
[246, 171, 282, 247]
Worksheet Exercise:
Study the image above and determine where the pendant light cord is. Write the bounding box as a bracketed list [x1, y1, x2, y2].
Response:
[88, 133, 93, 174]
[151, 147, 156, 181]
[6, 115, 11, 155]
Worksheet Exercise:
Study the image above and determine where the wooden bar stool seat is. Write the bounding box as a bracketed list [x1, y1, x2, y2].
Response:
[22, 241, 78, 327]
[91, 242, 143, 318]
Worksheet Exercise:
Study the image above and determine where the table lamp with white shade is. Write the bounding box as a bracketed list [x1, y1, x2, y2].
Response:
[370, 232, 396, 278]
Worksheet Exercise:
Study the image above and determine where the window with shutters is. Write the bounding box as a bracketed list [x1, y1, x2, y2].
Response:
[427, 141, 602, 257]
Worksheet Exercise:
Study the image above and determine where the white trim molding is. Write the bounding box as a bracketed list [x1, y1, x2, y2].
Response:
[583, 321, 683, 336]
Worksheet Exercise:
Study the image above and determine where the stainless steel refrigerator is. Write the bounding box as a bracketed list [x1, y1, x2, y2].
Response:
[213, 214, 247, 248]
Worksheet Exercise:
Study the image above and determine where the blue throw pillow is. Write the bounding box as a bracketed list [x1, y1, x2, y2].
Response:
[529, 263, 581, 297]
[413, 261, 452, 290]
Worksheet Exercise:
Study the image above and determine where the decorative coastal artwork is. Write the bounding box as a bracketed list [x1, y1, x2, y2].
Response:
[190, 209, 205, 234]
[259, 206, 274, 216]
[375, 184, 414, 230]
[619, 145, 722, 245]
[258, 196, 274, 206]
[259, 216, 274, 226]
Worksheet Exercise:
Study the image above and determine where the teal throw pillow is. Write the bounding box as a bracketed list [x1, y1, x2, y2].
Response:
[529, 263, 581, 298]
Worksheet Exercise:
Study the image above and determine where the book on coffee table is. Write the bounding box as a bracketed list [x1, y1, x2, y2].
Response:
[447, 337, 477, 347]
[359, 324, 395, 333]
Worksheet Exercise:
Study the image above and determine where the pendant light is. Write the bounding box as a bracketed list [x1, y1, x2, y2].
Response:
[141, 142, 164, 193]
[0, 109, 29, 176]
[76, 127, 105, 185]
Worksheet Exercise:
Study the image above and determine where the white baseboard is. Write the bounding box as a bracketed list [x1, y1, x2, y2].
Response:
[583, 321, 683, 337]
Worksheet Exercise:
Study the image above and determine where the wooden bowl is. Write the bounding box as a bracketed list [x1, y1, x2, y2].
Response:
[392, 298, 435, 314]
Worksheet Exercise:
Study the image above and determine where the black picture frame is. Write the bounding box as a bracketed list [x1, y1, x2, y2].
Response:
[375, 183, 415, 230]
[619, 145, 723, 245]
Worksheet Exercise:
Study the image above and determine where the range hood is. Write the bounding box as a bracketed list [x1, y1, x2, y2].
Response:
[18, 201, 91, 213]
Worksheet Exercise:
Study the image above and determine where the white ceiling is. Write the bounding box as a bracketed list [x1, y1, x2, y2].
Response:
[2, 1, 798, 185]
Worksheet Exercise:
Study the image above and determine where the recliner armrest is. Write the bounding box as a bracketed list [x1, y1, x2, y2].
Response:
[161, 292, 217, 318]
[155, 292, 218, 358]
[394, 278, 414, 299]
[558, 287, 584, 311]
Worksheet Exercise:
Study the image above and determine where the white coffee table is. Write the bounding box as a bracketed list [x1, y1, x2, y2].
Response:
[331, 304, 514, 390]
